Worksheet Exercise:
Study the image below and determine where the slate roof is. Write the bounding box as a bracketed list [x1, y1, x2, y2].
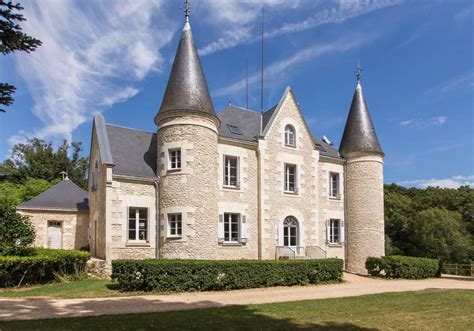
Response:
[17, 179, 89, 212]
[339, 83, 383, 157]
[156, 20, 216, 124]
[106, 124, 157, 179]
[217, 106, 261, 143]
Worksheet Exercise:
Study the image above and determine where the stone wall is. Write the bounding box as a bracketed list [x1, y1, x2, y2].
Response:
[107, 179, 157, 260]
[344, 153, 385, 274]
[157, 115, 220, 259]
[17, 209, 89, 250]
[318, 159, 345, 260]
[259, 90, 320, 259]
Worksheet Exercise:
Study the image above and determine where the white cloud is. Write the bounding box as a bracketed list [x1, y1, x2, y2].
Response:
[427, 71, 474, 95]
[399, 175, 474, 189]
[199, 0, 401, 56]
[11, 0, 176, 145]
[214, 33, 376, 97]
[399, 116, 447, 127]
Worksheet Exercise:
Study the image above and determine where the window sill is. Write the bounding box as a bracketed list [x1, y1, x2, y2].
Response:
[329, 196, 342, 200]
[283, 191, 299, 195]
[167, 168, 182, 173]
[220, 242, 244, 246]
[284, 144, 296, 148]
[166, 235, 183, 239]
[327, 243, 343, 247]
[223, 185, 241, 190]
[126, 241, 150, 247]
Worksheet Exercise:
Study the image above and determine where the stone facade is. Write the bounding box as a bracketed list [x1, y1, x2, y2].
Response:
[17, 209, 89, 250]
[344, 153, 385, 274]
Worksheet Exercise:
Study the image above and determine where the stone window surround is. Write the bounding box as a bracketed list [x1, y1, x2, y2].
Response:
[127, 206, 149, 244]
[218, 201, 249, 246]
[223, 154, 240, 188]
[277, 208, 306, 247]
[277, 153, 304, 196]
[284, 163, 297, 194]
[161, 141, 193, 176]
[168, 148, 181, 171]
[321, 162, 345, 201]
[161, 207, 195, 242]
[218, 144, 249, 193]
[326, 218, 345, 247]
[279, 117, 301, 151]
[329, 171, 341, 200]
[167, 213, 182, 238]
[284, 124, 296, 147]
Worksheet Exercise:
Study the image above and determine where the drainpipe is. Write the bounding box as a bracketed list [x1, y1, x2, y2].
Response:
[257, 144, 262, 260]
[154, 178, 160, 259]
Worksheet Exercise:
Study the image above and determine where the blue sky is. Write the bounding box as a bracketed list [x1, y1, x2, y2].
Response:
[1, 0, 473, 188]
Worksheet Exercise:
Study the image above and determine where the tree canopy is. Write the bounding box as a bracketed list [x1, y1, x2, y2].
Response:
[1, 138, 88, 189]
[385, 184, 473, 263]
[0, 1, 42, 112]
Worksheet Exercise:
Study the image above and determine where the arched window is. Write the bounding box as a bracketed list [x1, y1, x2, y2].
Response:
[284, 125, 296, 147]
[283, 216, 298, 247]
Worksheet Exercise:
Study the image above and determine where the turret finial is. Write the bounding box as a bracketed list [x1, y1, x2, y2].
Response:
[183, 0, 190, 22]
[355, 60, 363, 84]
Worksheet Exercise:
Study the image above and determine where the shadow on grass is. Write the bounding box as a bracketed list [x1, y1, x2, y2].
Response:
[0, 296, 379, 331]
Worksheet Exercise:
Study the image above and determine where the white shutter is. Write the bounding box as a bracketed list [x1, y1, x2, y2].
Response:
[340, 220, 345, 244]
[218, 214, 224, 243]
[326, 219, 330, 244]
[295, 165, 299, 193]
[240, 215, 247, 242]
[277, 222, 284, 246]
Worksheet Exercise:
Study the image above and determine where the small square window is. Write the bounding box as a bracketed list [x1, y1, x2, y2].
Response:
[169, 149, 181, 170]
[168, 213, 182, 237]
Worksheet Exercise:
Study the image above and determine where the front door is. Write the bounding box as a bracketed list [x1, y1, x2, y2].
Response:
[47, 221, 62, 249]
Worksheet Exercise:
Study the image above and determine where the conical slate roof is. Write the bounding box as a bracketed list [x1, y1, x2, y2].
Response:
[339, 83, 384, 157]
[17, 179, 89, 211]
[155, 21, 215, 124]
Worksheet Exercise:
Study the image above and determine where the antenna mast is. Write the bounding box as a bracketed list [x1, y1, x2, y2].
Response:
[246, 56, 249, 109]
[260, 6, 264, 112]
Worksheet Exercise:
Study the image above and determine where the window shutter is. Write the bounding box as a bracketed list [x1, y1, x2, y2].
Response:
[240, 215, 248, 242]
[236, 157, 241, 188]
[326, 219, 330, 244]
[218, 214, 224, 243]
[277, 222, 284, 246]
[295, 166, 299, 193]
[340, 220, 345, 244]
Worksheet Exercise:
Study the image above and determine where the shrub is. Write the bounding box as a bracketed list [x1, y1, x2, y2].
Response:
[0, 248, 90, 287]
[0, 202, 35, 256]
[112, 258, 343, 292]
[366, 255, 440, 279]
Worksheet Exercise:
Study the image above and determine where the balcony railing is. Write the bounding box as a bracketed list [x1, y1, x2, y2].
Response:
[305, 246, 327, 259]
[276, 246, 327, 260]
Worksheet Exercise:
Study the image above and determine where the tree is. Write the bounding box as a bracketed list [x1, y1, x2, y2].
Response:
[0, 201, 35, 255]
[0, 177, 58, 206]
[3, 138, 88, 189]
[1, 1, 42, 112]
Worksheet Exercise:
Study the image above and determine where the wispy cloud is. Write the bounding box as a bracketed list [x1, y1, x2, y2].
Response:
[214, 33, 376, 97]
[399, 175, 474, 189]
[399, 116, 447, 128]
[199, 0, 401, 56]
[427, 71, 474, 95]
[454, 5, 473, 23]
[9, 0, 176, 146]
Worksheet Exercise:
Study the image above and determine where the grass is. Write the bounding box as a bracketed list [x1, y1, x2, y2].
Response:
[0, 279, 131, 299]
[0, 289, 472, 330]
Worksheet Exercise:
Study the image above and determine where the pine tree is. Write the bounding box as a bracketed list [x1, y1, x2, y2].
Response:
[0, 1, 41, 112]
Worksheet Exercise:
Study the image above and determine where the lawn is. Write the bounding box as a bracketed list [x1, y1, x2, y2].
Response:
[0, 289, 472, 330]
[0, 279, 129, 299]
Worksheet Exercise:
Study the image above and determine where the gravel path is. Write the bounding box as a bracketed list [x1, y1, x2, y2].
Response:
[0, 273, 472, 321]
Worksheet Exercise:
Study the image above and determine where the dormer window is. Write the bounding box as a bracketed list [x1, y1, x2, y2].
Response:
[285, 125, 296, 147]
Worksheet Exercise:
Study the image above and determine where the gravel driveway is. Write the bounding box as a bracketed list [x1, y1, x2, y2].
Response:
[0, 273, 472, 321]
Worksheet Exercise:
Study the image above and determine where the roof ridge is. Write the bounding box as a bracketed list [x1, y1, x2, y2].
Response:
[106, 123, 155, 135]
[221, 105, 259, 114]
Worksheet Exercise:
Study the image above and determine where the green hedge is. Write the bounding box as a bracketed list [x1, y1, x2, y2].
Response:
[366, 255, 440, 279]
[112, 258, 343, 292]
[0, 248, 90, 287]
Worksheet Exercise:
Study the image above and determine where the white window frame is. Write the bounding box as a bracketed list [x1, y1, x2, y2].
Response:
[329, 172, 340, 198]
[284, 163, 297, 193]
[283, 217, 298, 247]
[329, 219, 341, 244]
[284, 124, 296, 147]
[168, 148, 181, 170]
[168, 213, 182, 237]
[223, 213, 240, 243]
[127, 207, 148, 242]
[223, 155, 239, 188]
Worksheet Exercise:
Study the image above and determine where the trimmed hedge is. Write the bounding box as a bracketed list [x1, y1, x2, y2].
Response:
[0, 248, 90, 287]
[366, 255, 440, 279]
[112, 258, 343, 292]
